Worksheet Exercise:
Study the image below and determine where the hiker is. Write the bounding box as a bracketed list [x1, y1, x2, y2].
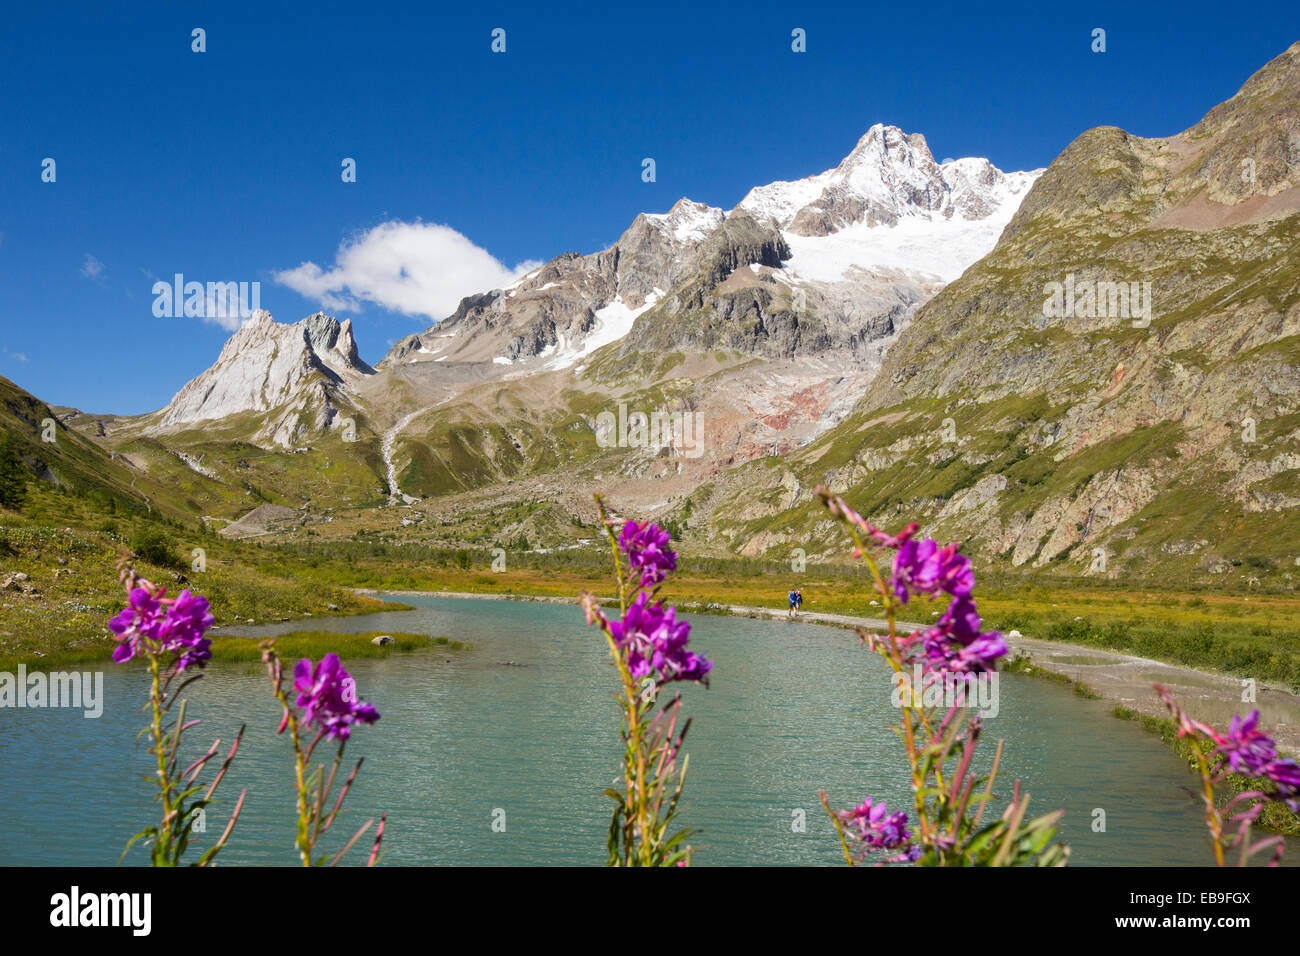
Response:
[787, 589, 797, 618]
[795, 589, 803, 612]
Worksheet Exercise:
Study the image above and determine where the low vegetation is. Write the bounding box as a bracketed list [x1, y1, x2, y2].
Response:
[0, 485, 393, 671]
[207, 631, 463, 662]
[1111, 706, 1300, 838]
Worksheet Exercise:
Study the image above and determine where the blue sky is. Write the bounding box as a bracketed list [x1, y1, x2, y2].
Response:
[3, 1, 1298, 414]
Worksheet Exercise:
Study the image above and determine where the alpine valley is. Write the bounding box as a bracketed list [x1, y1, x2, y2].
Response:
[10, 41, 1300, 590]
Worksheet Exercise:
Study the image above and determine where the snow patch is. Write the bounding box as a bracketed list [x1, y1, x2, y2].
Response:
[544, 289, 664, 369]
[781, 169, 1041, 284]
[644, 201, 724, 244]
[503, 267, 542, 292]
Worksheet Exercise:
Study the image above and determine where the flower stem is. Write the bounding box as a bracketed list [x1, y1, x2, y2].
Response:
[1193, 746, 1225, 866]
[148, 653, 175, 865]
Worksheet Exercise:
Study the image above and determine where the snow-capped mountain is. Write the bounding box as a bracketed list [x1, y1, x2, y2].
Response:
[642, 200, 725, 243]
[383, 124, 1038, 372]
[739, 123, 1035, 231]
[380, 198, 728, 371]
[739, 123, 1040, 283]
[133, 124, 1041, 462]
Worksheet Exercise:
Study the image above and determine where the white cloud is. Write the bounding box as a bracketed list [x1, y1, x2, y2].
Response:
[274, 220, 541, 322]
[81, 254, 104, 278]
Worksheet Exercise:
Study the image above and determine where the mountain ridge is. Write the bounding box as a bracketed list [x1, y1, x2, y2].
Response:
[72, 123, 1038, 508]
[25, 36, 1300, 590]
[690, 40, 1300, 584]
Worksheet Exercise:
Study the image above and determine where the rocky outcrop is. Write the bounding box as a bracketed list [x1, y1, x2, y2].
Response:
[612, 211, 915, 362]
[154, 311, 373, 447]
[377, 199, 726, 371]
[218, 503, 304, 538]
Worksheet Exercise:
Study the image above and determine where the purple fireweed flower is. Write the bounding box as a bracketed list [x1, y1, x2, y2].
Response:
[608, 592, 711, 685]
[1264, 758, 1300, 811]
[108, 587, 214, 670]
[155, 590, 214, 671]
[935, 545, 974, 598]
[893, 539, 938, 603]
[1212, 710, 1278, 776]
[1210, 712, 1300, 809]
[893, 540, 973, 604]
[108, 587, 165, 663]
[619, 520, 678, 588]
[916, 595, 1006, 675]
[293, 653, 380, 741]
[1155, 687, 1300, 809]
[839, 797, 913, 862]
[946, 631, 1009, 674]
[938, 594, 983, 643]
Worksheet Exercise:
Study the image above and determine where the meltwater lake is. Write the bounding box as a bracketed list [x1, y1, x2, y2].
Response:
[1, 594, 1288, 866]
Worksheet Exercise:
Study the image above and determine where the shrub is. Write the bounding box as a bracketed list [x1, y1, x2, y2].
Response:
[0, 433, 28, 510]
[130, 526, 182, 569]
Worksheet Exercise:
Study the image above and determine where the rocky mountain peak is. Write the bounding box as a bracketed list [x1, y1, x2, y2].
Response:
[155, 311, 371, 444]
[301, 312, 375, 375]
[738, 123, 1037, 236]
[835, 123, 944, 200]
[639, 199, 725, 244]
[771, 43, 1300, 576]
[376, 125, 1039, 374]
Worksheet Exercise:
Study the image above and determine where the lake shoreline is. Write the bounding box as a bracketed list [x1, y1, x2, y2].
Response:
[354, 587, 1300, 754]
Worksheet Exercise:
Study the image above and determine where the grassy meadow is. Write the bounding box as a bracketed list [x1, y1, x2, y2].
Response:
[5, 480, 1300, 695]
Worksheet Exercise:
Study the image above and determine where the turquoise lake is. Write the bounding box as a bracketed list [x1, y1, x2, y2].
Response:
[0, 595, 1288, 866]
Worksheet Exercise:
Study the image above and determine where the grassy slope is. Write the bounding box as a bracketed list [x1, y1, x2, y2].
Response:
[0, 482, 397, 671]
[107, 418, 392, 523]
[0, 375, 193, 522]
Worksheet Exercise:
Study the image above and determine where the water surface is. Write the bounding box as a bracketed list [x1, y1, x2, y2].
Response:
[0, 595, 1285, 866]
